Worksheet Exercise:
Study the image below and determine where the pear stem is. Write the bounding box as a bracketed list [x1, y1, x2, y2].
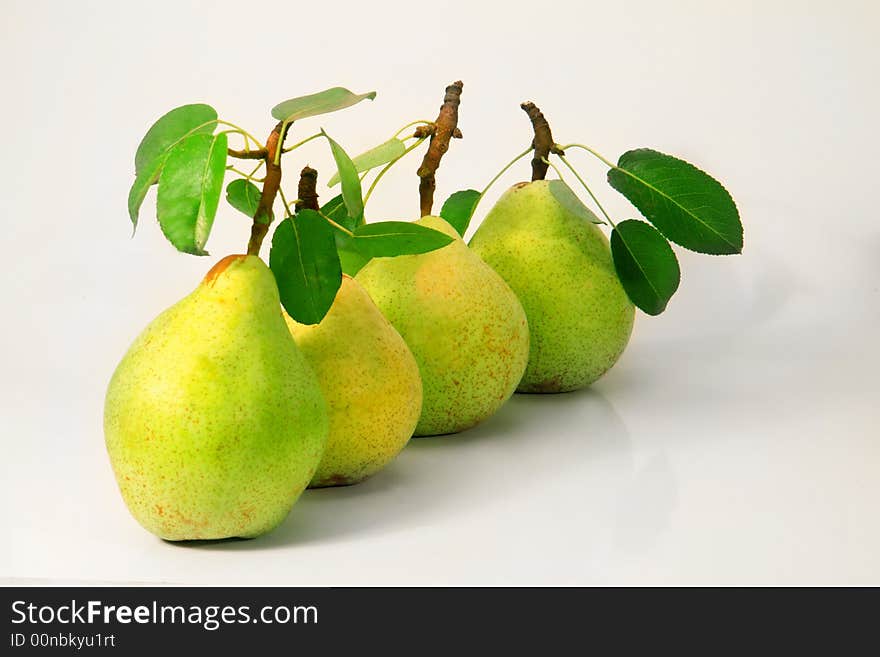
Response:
[392, 119, 434, 139]
[228, 146, 268, 159]
[226, 165, 265, 182]
[417, 80, 463, 217]
[556, 154, 615, 227]
[296, 166, 320, 212]
[363, 137, 426, 208]
[246, 121, 288, 256]
[281, 132, 323, 154]
[479, 146, 534, 197]
[521, 102, 564, 181]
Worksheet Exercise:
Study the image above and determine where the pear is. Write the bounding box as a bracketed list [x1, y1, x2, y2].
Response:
[356, 216, 529, 436]
[469, 180, 634, 392]
[104, 254, 328, 541]
[285, 276, 422, 487]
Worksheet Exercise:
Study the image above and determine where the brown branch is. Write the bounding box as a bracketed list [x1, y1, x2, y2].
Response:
[228, 147, 268, 160]
[417, 80, 463, 217]
[246, 122, 286, 256]
[295, 166, 319, 212]
[520, 102, 564, 181]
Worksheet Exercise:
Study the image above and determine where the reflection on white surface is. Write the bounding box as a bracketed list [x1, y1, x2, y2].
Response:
[613, 452, 677, 555]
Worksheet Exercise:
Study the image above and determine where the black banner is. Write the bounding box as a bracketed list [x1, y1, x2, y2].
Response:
[1, 586, 873, 652]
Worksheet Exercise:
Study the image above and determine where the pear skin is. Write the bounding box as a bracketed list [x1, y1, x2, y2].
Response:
[286, 276, 422, 487]
[356, 216, 529, 436]
[469, 181, 634, 392]
[104, 255, 328, 540]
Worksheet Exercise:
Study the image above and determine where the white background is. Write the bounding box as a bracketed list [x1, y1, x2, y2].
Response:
[2, 0, 878, 585]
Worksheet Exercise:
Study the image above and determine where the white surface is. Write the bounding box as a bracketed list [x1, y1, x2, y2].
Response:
[1, 0, 878, 585]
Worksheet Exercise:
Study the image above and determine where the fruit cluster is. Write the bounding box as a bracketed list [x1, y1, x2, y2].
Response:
[107, 82, 742, 540]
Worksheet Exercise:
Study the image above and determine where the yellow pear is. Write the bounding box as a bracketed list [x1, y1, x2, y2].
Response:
[104, 255, 328, 540]
[355, 216, 529, 436]
[286, 276, 422, 487]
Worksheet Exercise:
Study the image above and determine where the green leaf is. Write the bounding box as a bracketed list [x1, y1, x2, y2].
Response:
[129, 103, 217, 228]
[321, 194, 356, 231]
[338, 246, 372, 276]
[331, 224, 370, 275]
[127, 167, 159, 230]
[610, 219, 681, 315]
[156, 132, 228, 255]
[225, 179, 262, 218]
[351, 221, 454, 258]
[327, 138, 406, 186]
[270, 87, 376, 123]
[607, 149, 742, 255]
[322, 131, 364, 224]
[269, 209, 342, 325]
[548, 179, 604, 224]
[135, 104, 217, 175]
[440, 189, 481, 236]
[320, 194, 361, 272]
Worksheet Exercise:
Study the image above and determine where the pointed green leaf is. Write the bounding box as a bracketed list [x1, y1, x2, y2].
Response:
[338, 246, 372, 276]
[269, 209, 342, 325]
[321, 194, 370, 276]
[352, 221, 453, 258]
[135, 104, 217, 175]
[548, 179, 604, 224]
[607, 149, 742, 255]
[327, 138, 406, 186]
[271, 87, 376, 123]
[611, 219, 681, 315]
[127, 164, 160, 229]
[440, 189, 481, 236]
[225, 179, 262, 218]
[320, 194, 361, 272]
[156, 132, 228, 255]
[129, 103, 217, 228]
[322, 131, 364, 224]
[330, 223, 370, 275]
[321, 193, 356, 231]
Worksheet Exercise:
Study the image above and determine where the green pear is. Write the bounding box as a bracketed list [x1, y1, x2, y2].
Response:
[469, 180, 634, 392]
[286, 275, 422, 487]
[104, 254, 328, 541]
[356, 216, 529, 436]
